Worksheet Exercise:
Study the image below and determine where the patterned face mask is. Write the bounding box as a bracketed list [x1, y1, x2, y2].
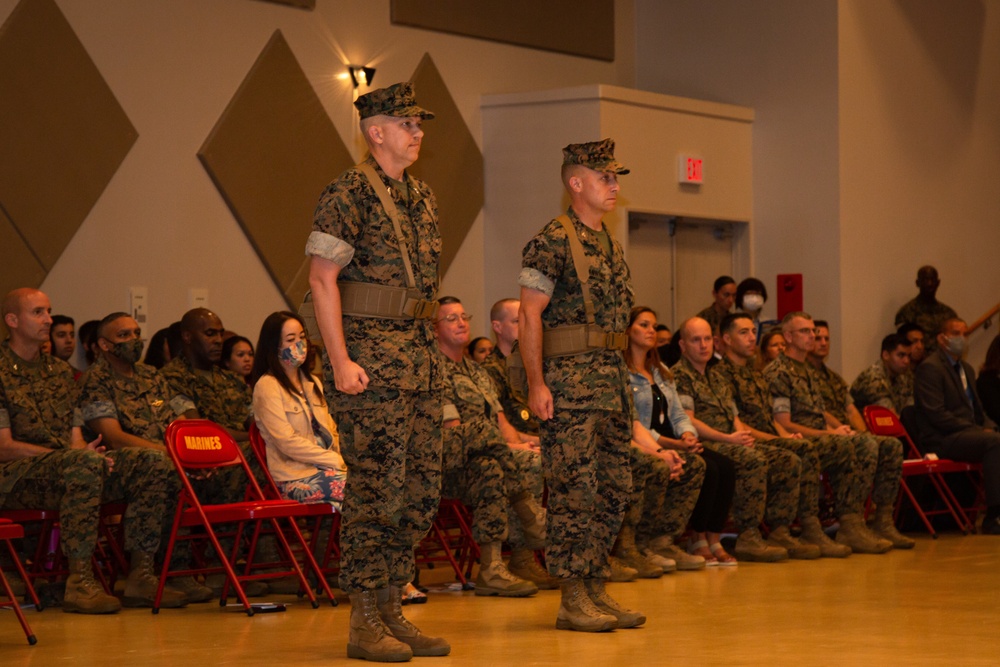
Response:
[110, 339, 145, 365]
[279, 339, 308, 368]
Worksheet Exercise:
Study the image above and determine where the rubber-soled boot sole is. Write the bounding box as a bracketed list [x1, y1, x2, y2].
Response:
[346, 643, 413, 662]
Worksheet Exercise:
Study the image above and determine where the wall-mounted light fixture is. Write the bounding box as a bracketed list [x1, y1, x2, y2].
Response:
[348, 66, 376, 88]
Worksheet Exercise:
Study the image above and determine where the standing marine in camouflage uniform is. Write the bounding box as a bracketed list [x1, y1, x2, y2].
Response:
[672, 317, 803, 562]
[764, 312, 898, 554]
[894, 265, 958, 355]
[713, 313, 854, 557]
[808, 321, 911, 549]
[0, 290, 186, 613]
[78, 312, 214, 603]
[519, 139, 641, 632]
[434, 297, 547, 598]
[850, 333, 915, 415]
[306, 82, 448, 660]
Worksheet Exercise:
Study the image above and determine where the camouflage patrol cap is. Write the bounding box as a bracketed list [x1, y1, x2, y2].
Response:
[562, 138, 629, 174]
[354, 82, 435, 120]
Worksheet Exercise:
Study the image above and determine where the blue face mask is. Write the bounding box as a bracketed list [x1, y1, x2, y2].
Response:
[279, 340, 307, 368]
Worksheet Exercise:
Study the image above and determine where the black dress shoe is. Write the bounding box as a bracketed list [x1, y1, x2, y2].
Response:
[981, 516, 1000, 535]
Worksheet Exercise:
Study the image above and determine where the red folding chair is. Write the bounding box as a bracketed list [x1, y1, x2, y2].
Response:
[864, 405, 977, 536]
[0, 519, 40, 645]
[247, 422, 342, 584]
[155, 419, 336, 615]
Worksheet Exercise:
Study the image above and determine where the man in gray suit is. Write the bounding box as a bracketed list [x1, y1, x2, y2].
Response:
[913, 317, 1000, 534]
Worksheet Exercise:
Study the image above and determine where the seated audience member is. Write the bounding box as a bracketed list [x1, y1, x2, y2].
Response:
[0, 291, 187, 611]
[49, 314, 76, 366]
[466, 336, 493, 364]
[695, 275, 736, 334]
[897, 322, 927, 368]
[715, 313, 858, 557]
[672, 317, 801, 562]
[764, 313, 895, 553]
[735, 277, 768, 341]
[435, 297, 547, 598]
[655, 324, 672, 347]
[251, 312, 346, 508]
[159, 309, 252, 442]
[222, 335, 255, 385]
[978, 334, 1000, 426]
[807, 321, 909, 548]
[78, 319, 100, 368]
[914, 318, 1000, 534]
[758, 327, 785, 371]
[144, 327, 171, 369]
[626, 307, 723, 568]
[895, 265, 957, 354]
[850, 333, 914, 415]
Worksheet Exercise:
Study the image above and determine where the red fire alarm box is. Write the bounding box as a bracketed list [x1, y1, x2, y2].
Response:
[776, 274, 803, 320]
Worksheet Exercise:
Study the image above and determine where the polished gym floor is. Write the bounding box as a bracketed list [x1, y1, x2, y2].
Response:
[2, 533, 996, 665]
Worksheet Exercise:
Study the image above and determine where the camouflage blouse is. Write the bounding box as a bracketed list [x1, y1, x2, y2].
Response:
[0, 340, 79, 448]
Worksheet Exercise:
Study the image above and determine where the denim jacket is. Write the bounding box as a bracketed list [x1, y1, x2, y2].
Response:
[629, 366, 697, 441]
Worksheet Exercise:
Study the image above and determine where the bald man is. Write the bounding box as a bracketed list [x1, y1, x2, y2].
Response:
[0, 289, 185, 612]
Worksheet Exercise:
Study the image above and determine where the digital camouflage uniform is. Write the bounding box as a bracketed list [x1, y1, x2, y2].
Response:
[713, 356, 857, 521]
[671, 355, 800, 531]
[850, 361, 915, 415]
[158, 355, 252, 432]
[764, 354, 878, 513]
[895, 297, 957, 353]
[628, 447, 705, 546]
[307, 154, 443, 593]
[695, 304, 725, 335]
[481, 347, 540, 435]
[519, 207, 634, 580]
[812, 362, 903, 509]
[441, 355, 538, 545]
[0, 341, 173, 560]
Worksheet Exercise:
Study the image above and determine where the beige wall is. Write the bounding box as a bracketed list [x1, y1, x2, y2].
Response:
[635, 0, 999, 379]
[0, 0, 635, 344]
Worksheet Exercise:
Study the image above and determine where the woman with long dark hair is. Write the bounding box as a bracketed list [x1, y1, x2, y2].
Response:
[251, 311, 346, 508]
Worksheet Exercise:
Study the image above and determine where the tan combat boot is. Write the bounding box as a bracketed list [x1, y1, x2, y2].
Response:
[508, 548, 560, 590]
[556, 579, 617, 632]
[612, 526, 664, 578]
[347, 589, 413, 662]
[169, 576, 215, 603]
[766, 525, 821, 560]
[799, 516, 852, 558]
[869, 506, 916, 549]
[510, 492, 546, 550]
[648, 535, 704, 571]
[584, 579, 645, 628]
[475, 542, 538, 597]
[607, 556, 638, 582]
[641, 548, 677, 573]
[836, 513, 892, 554]
[123, 552, 188, 608]
[734, 527, 788, 562]
[63, 559, 121, 614]
[376, 586, 451, 657]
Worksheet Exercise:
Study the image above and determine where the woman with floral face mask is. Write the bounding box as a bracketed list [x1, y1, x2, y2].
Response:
[250, 311, 346, 509]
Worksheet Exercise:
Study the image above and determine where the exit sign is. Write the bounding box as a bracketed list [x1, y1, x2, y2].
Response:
[679, 155, 704, 184]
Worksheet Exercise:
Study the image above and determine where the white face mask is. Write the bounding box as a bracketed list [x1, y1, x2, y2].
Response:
[742, 294, 765, 312]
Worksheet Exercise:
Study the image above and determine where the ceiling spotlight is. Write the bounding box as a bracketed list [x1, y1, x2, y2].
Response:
[348, 66, 376, 88]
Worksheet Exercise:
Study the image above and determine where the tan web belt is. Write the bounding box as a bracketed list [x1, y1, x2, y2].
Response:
[339, 281, 439, 320]
[542, 324, 627, 358]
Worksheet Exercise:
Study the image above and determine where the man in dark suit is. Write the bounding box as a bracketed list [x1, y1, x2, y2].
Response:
[914, 317, 1000, 534]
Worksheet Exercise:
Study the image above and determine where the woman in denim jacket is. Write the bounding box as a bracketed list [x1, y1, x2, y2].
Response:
[627, 307, 737, 566]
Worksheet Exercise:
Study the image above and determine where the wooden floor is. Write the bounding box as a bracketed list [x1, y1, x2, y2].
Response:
[2, 533, 997, 665]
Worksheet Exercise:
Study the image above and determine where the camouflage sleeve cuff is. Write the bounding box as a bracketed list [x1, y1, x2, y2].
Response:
[678, 394, 695, 412]
[875, 398, 894, 410]
[305, 230, 354, 267]
[518, 267, 555, 298]
[72, 407, 84, 428]
[81, 400, 118, 422]
[442, 403, 460, 422]
[0, 409, 9, 430]
[169, 395, 197, 417]
[772, 397, 791, 414]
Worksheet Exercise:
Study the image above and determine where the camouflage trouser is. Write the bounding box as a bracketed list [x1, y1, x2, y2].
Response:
[2, 448, 175, 560]
[794, 434, 865, 517]
[630, 449, 705, 544]
[333, 388, 442, 593]
[703, 441, 800, 531]
[506, 448, 544, 550]
[540, 408, 631, 580]
[442, 424, 508, 545]
[864, 434, 904, 508]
